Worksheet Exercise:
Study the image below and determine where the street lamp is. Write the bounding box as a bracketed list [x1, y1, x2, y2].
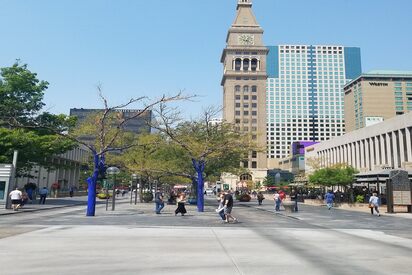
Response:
[131, 174, 138, 205]
[107, 166, 120, 211]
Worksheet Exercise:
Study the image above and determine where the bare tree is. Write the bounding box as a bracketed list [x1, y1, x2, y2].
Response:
[150, 105, 258, 212]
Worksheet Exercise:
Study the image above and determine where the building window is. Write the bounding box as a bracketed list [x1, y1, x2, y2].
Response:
[235, 58, 241, 71]
[235, 85, 241, 92]
[251, 85, 257, 93]
[243, 86, 249, 93]
[251, 59, 258, 71]
[243, 59, 250, 71]
[251, 161, 257, 168]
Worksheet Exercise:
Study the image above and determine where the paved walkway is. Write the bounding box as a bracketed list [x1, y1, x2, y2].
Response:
[2, 193, 412, 220]
[240, 194, 412, 220]
[0, 196, 88, 215]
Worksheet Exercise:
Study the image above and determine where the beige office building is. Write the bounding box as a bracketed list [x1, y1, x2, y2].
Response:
[221, 0, 268, 179]
[344, 70, 412, 133]
[305, 112, 412, 173]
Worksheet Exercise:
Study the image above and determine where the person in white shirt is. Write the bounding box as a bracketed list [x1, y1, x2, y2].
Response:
[369, 192, 380, 216]
[274, 192, 281, 212]
[9, 188, 23, 211]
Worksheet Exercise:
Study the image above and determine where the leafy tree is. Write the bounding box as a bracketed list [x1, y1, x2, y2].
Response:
[0, 62, 48, 126]
[262, 175, 276, 187]
[0, 62, 76, 176]
[308, 164, 358, 188]
[0, 128, 75, 176]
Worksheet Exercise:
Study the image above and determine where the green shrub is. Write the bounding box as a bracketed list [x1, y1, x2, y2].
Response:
[355, 195, 364, 203]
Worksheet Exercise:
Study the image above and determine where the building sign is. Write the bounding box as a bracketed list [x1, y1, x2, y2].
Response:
[365, 116, 384, 127]
[369, 82, 388, 87]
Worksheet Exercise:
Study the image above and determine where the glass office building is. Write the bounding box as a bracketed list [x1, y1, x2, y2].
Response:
[266, 45, 361, 160]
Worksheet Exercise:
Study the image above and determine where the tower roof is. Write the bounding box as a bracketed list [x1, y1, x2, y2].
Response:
[233, 0, 259, 27]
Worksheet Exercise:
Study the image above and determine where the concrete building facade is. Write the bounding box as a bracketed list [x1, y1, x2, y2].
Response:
[344, 70, 412, 132]
[266, 44, 361, 165]
[221, 0, 268, 180]
[14, 145, 89, 192]
[305, 112, 412, 173]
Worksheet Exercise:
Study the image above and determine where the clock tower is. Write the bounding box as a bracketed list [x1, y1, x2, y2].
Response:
[221, 0, 268, 175]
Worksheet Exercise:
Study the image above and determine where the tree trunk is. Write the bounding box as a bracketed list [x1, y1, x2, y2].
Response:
[86, 153, 104, 216]
[192, 159, 205, 212]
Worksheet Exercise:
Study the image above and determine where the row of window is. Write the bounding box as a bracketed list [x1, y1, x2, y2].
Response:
[235, 95, 257, 100]
[234, 58, 259, 71]
[235, 85, 257, 93]
[235, 111, 258, 116]
[235, 103, 258, 108]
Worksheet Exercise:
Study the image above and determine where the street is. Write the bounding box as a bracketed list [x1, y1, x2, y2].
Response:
[0, 196, 411, 275]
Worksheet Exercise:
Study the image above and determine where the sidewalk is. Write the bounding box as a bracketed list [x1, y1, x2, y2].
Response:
[0, 196, 88, 215]
[240, 195, 412, 220]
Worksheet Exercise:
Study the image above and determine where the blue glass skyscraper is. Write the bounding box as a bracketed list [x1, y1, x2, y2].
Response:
[266, 45, 361, 160]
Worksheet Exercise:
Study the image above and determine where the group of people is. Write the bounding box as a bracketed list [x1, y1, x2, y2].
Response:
[154, 189, 187, 216]
[216, 191, 238, 223]
[324, 189, 380, 216]
[154, 188, 239, 223]
[8, 186, 49, 211]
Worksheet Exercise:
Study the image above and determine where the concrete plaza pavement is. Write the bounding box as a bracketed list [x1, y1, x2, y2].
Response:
[0, 195, 411, 275]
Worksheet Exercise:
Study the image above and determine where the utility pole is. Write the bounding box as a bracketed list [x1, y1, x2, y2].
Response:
[5, 150, 18, 209]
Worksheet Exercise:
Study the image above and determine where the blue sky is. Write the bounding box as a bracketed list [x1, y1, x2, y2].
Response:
[1, 0, 411, 118]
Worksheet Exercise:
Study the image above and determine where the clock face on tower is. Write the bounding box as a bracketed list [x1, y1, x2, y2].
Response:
[238, 34, 254, 45]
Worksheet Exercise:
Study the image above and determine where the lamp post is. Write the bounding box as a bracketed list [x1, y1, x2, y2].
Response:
[107, 166, 120, 211]
[131, 174, 138, 205]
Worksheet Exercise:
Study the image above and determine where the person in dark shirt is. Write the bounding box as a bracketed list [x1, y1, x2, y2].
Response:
[155, 189, 165, 214]
[223, 191, 238, 223]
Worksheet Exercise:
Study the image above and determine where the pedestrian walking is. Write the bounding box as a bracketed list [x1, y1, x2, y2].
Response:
[223, 191, 238, 223]
[369, 192, 380, 216]
[9, 188, 23, 211]
[215, 193, 226, 221]
[325, 190, 335, 210]
[290, 189, 299, 212]
[274, 191, 281, 211]
[155, 188, 165, 214]
[175, 193, 187, 216]
[39, 187, 49, 204]
[257, 192, 265, 205]
[69, 186, 74, 197]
